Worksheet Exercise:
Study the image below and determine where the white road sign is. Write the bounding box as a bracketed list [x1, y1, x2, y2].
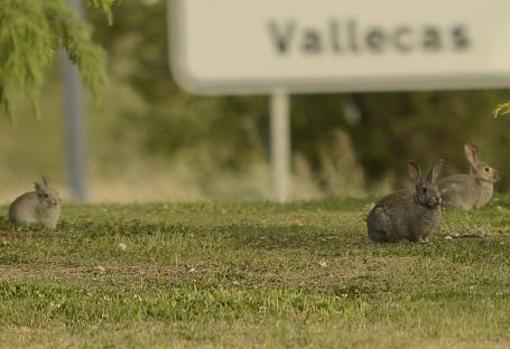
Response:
[168, 0, 510, 94]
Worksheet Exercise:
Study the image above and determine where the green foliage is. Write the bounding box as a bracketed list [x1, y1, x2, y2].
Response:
[86, 0, 115, 25]
[1, 200, 510, 347]
[494, 100, 510, 118]
[348, 91, 509, 184]
[90, 0, 271, 181]
[0, 0, 116, 118]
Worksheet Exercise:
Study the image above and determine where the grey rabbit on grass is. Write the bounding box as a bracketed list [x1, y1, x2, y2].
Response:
[439, 144, 499, 211]
[367, 160, 444, 243]
[9, 176, 61, 230]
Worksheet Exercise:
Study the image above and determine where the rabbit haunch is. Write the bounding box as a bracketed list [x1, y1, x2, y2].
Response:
[367, 160, 444, 243]
[439, 144, 499, 211]
[9, 177, 61, 229]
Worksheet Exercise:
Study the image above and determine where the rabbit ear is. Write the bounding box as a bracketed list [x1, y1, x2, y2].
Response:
[407, 161, 422, 183]
[41, 176, 49, 186]
[427, 159, 444, 182]
[35, 181, 45, 195]
[464, 144, 480, 166]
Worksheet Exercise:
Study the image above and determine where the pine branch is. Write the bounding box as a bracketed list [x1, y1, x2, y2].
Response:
[494, 101, 510, 118]
[0, 0, 117, 119]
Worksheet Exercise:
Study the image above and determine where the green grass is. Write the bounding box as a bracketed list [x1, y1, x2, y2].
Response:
[1, 198, 510, 348]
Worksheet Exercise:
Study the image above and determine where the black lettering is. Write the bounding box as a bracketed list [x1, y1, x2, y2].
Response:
[302, 29, 322, 53]
[394, 26, 413, 52]
[267, 19, 471, 57]
[452, 25, 470, 50]
[365, 27, 386, 53]
[329, 19, 342, 52]
[268, 20, 296, 54]
[423, 26, 442, 51]
[347, 18, 359, 52]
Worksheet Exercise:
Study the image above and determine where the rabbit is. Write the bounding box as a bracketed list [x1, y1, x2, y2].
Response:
[367, 159, 444, 243]
[439, 144, 499, 211]
[8, 176, 62, 230]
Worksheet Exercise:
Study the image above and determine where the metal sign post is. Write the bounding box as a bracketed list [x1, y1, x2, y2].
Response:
[61, 0, 87, 202]
[270, 89, 290, 203]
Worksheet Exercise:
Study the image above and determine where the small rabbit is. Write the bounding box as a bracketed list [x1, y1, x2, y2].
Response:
[367, 160, 444, 243]
[439, 144, 499, 211]
[9, 176, 61, 229]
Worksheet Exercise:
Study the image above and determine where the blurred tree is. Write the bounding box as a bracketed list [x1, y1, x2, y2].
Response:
[348, 91, 509, 188]
[0, 0, 116, 118]
[89, 0, 269, 178]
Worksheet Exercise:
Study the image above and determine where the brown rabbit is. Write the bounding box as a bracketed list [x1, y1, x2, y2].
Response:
[8, 176, 62, 229]
[367, 160, 444, 243]
[439, 144, 499, 211]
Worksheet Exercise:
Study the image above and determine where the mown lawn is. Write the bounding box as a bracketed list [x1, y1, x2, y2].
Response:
[1, 198, 510, 348]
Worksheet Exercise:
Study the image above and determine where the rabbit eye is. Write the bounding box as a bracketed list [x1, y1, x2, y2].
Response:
[484, 167, 490, 172]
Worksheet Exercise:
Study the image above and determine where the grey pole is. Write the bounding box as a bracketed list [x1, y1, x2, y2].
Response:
[61, 0, 88, 202]
[270, 88, 291, 203]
